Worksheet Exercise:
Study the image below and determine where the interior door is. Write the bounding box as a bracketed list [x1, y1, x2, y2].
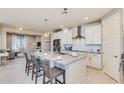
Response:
[102, 12, 121, 82]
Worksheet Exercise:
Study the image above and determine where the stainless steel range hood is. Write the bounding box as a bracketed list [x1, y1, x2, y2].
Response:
[72, 26, 85, 39]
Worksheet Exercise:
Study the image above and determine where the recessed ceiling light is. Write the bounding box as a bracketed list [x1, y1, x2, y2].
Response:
[48, 32, 51, 35]
[60, 25, 63, 28]
[18, 26, 23, 31]
[84, 17, 89, 20]
[64, 28, 67, 33]
[44, 33, 48, 37]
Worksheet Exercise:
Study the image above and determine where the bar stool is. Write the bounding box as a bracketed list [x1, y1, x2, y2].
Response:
[40, 59, 65, 84]
[24, 52, 33, 76]
[31, 55, 43, 84]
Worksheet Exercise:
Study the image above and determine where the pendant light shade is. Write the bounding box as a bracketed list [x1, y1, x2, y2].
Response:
[62, 8, 68, 32]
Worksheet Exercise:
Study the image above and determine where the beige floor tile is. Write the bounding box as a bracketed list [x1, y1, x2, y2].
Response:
[0, 57, 118, 84]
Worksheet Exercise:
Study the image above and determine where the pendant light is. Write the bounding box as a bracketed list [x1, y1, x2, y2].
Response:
[44, 18, 48, 37]
[44, 18, 48, 31]
[18, 26, 23, 31]
[62, 8, 68, 33]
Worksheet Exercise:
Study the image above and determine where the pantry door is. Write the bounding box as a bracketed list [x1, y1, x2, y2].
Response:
[102, 12, 121, 82]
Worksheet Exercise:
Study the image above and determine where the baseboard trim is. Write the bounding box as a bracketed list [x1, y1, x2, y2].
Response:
[104, 73, 119, 83]
[87, 66, 102, 70]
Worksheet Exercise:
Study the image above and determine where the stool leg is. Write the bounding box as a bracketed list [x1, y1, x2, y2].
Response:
[50, 79, 53, 84]
[25, 66, 27, 73]
[55, 78, 57, 84]
[63, 72, 65, 84]
[27, 63, 30, 76]
[43, 72, 45, 84]
[25, 63, 27, 73]
[27, 67, 29, 76]
[35, 67, 37, 84]
[32, 64, 34, 80]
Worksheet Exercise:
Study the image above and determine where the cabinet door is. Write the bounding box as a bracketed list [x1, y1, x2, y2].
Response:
[56, 31, 61, 39]
[53, 31, 62, 39]
[61, 31, 68, 50]
[87, 54, 92, 66]
[85, 24, 101, 44]
[72, 27, 77, 38]
[92, 25, 101, 44]
[85, 26, 93, 44]
[91, 54, 102, 69]
[66, 29, 72, 44]
[53, 33, 57, 40]
[87, 54, 102, 69]
[61, 31, 67, 44]
[61, 29, 72, 44]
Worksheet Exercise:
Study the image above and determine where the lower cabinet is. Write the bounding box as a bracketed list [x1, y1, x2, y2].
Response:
[87, 54, 102, 69]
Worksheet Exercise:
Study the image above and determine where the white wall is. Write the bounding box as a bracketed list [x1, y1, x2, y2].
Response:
[0, 30, 6, 49]
[0, 31, 2, 48]
[122, 9, 124, 53]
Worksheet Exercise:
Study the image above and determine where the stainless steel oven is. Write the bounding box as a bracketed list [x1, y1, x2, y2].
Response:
[53, 39, 61, 53]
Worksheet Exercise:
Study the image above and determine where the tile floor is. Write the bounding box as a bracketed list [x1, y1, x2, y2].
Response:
[0, 57, 118, 84]
[83, 67, 118, 84]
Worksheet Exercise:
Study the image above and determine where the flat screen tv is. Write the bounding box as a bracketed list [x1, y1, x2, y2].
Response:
[37, 42, 41, 47]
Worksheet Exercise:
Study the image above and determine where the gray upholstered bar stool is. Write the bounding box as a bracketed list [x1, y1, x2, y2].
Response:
[24, 52, 33, 76]
[31, 55, 43, 84]
[40, 59, 65, 84]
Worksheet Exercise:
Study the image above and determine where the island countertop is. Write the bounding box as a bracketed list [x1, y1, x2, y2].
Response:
[32, 52, 88, 66]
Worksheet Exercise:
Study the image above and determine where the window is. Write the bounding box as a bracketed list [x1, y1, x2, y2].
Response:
[12, 34, 26, 52]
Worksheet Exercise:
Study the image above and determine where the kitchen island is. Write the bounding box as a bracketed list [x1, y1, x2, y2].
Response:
[32, 52, 88, 84]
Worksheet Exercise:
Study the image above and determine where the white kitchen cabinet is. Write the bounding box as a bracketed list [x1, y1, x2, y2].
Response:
[61, 29, 72, 44]
[85, 26, 93, 44]
[87, 54, 102, 69]
[85, 24, 101, 44]
[72, 27, 78, 38]
[53, 31, 62, 40]
[53, 33, 57, 40]
[67, 29, 72, 44]
[60, 29, 72, 51]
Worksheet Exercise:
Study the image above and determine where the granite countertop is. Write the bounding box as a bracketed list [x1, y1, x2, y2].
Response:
[32, 52, 88, 66]
[63, 50, 102, 54]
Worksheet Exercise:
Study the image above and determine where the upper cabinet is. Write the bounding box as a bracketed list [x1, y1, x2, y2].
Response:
[72, 27, 78, 38]
[53, 29, 72, 49]
[85, 24, 101, 44]
[53, 31, 62, 40]
[61, 28, 72, 44]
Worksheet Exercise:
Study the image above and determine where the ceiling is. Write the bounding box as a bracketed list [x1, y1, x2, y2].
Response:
[0, 8, 113, 32]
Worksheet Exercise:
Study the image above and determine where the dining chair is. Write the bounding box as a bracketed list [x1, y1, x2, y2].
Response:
[31, 55, 43, 84]
[40, 59, 65, 84]
[24, 52, 33, 76]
